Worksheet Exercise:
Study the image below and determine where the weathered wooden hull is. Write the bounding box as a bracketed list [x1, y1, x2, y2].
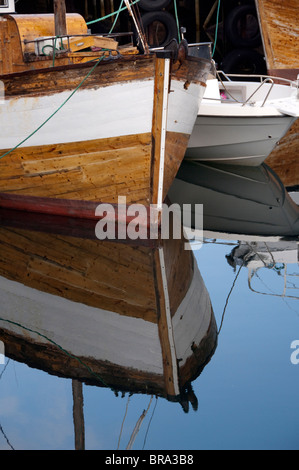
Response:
[256, 0, 299, 187]
[0, 53, 211, 217]
[255, 0, 299, 80]
[265, 118, 299, 188]
[0, 213, 217, 406]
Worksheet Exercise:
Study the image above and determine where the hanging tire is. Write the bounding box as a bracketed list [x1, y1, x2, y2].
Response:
[139, 0, 172, 11]
[221, 49, 267, 75]
[140, 11, 178, 48]
[225, 5, 262, 48]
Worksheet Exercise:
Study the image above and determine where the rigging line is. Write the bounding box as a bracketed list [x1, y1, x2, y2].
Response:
[218, 263, 243, 335]
[117, 395, 130, 450]
[125, 0, 149, 53]
[212, 0, 221, 57]
[109, 0, 125, 33]
[0, 358, 10, 381]
[0, 55, 105, 161]
[142, 396, 158, 450]
[0, 422, 14, 450]
[86, 0, 141, 25]
[173, 0, 181, 43]
[132, 0, 147, 43]
[245, 241, 274, 268]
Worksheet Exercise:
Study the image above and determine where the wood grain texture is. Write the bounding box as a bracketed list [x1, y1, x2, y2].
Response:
[0, 35, 211, 216]
[0, 224, 191, 396]
[256, 1, 299, 188]
[0, 54, 156, 97]
[265, 118, 299, 187]
[0, 226, 158, 321]
[0, 133, 152, 205]
[256, 0, 299, 71]
[0, 14, 88, 74]
[0, 218, 217, 399]
[0, 130, 189, 212]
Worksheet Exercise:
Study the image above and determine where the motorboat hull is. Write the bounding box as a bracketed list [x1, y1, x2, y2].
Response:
[186, 76, 299, 166]
[186, 114, 296, 166]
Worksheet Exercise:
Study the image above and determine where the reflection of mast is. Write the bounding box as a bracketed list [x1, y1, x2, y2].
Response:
[72, 380, 85, 450]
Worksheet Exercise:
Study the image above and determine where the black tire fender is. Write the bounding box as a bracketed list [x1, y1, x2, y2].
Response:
[221, 48, 267, 75]
[225, 5, 262, 48]
[140, 11, 178, 47]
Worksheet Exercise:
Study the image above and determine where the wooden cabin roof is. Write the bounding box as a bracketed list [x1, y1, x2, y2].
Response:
[9, 13, 88, 55]
[0, 13, 133, 74]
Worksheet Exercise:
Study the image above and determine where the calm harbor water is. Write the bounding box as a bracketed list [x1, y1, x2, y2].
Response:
[0, 216, 298, 451]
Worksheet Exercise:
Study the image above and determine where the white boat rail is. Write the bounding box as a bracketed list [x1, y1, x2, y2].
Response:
[216, 70, 299, 107]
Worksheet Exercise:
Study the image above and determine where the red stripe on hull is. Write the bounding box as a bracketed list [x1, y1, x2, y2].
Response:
[0, 193, 161, 246]
[0, 192, 101, 219]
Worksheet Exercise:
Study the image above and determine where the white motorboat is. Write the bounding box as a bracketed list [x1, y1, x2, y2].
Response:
[186, 72, 299, 166]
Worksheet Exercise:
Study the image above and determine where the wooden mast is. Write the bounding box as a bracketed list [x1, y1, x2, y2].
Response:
[54, 0, 67, 37]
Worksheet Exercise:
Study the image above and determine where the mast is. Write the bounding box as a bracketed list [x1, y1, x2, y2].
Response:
[54, 0, 67, 37]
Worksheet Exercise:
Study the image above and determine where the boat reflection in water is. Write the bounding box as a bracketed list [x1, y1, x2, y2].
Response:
[225, 239, 299, 300]
[168, 161, 299, 237]
[169, 157, 299, 309]
[0, 210, 217, 435]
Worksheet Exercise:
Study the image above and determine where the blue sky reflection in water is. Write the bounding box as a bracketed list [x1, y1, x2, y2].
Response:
[0, 237, 298, 450]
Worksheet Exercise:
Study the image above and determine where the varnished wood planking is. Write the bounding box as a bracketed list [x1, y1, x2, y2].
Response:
[0, 130, 189, 208]
[0, 54, 156, 97]
[0, 219, 216, 398]
[163, 132, 190, 200]
[265, 118, 299, 187]
[153, 248, 178, 397]
[151, 57, 168, 206]
[255, 1, 299, 188]
[163, 230, 194, 316]
[153, 234, 194, 398]
[0, 133, 153, 204]
[0, 226, 159, 322]
[256, 0, 299, 71]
